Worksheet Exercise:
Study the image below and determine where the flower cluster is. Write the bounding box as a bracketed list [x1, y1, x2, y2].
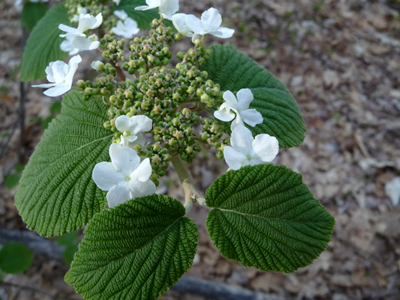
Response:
[32, 0, 280, 208]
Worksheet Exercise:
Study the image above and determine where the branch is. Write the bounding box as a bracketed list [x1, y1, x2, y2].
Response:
[0, 227, 286, 300]
[170, 154, 207, 211]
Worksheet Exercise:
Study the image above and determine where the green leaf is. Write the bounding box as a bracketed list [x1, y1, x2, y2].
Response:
[116, 0, 172, 30]
[50, 101, 62, 115]
[200, 45, 306, 148]
[5, 174, 20, 190]
[19, 4, 71, 82]
[63, 243, 79, 266]
[56, 231, 79, 246]
[0, 242, 33, 274]
[65, 195, 198, 300]
[21, 2, 48, 31]
[206, 164, 335, 273]
[15, 92, 112, 237]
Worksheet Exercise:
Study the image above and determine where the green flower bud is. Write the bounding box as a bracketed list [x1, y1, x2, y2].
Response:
[201, 94, 209, 103]
[187, 86, 195, 94]
[77, 79, 85, 89]
[216, 151, 224, 160]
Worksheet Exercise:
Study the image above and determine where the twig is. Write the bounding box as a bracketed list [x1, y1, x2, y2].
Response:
[0, 227, 286, 300]
[170, 153, 207, 212]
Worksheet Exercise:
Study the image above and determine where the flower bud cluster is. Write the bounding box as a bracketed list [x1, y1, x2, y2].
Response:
[122, 19, 176, 74]
[76, 66, 117, 100]
[100, 35, 126, 62]
[200, 118, 230, 159]
[145, 143, 171, 187]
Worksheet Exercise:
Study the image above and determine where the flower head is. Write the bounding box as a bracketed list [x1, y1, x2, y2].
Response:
[185, 8, 234, 38]
[172, 13, 194, 37]
[32, 55, 82, 97]
[115, 115, 152, 144]
[92, 144, 156, 207]
[112, 17, 140, 39]
[59, 13, 102, 53]
[224, 125, 279, 170]
[135, 0, 179, 20]
[214, 88, 263, 129]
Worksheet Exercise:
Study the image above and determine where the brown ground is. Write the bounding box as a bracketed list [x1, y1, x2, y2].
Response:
[1, 0, 400, 299]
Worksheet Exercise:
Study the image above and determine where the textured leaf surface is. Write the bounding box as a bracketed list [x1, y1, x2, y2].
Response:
[201, 45, 306, 148]
[116, 0, 160, 30]
[206, 164, 335, 273]
[20, 4, 71, 81]
[65, 195, 198, 300]
[21, 2, 48, 31]
[15, 92, 112, 237]
[0, 242, 33, 274]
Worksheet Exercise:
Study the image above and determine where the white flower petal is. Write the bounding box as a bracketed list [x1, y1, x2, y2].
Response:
[113, 0, 121, 5]
[114, 10, 128, 20]
[222, 90, 239, 109]
[109, 143, 140, 175]
[236, 88, 253, 111]
[92, 162, 125, 191]
[159, 0, 179, 20]
[214, 106, 235, 122]
[210, 27, 235, 39]
[128, 179, 156, 198]
[51, 61, 69, 83]
[252, 134, 279, 162]
[224, 146, 247, 170]
[130, 115, 153, 134]
[172, 13, 193, 36]
[231, 125, 254, 155]
[115, 115, 130, 132]
[201, 8, 222, 31]
[32, 83, 57, 88]
[58, 24, 77, 35]
[130, 158, 152, 182]
[107, 182, 131, 208]
[65, 55, 82, 86]
[240, 109, 263, 127]
[42, 84, 71, 97]
[185, 14, 205, 35]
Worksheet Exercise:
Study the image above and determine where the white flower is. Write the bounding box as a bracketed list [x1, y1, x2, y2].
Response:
[224, 125, 279, 170]
[114, 10, 128, 21]
[60, 37, 79, 55]
[72, 7, 88, 22]
[92, 144, 156, 208]
[135, 0, 179, 20]
[185, 8, 234, 38]
[112, 17, 140, 39]
[214, 88, 263, 129]
[59, 13, 102, 53]
[91, 60, 104, 71]
[113, 0, 121, 5]
[172, 13, 194, 37]
[115, 115, 152, 144]
[59, 13, 102, 39]
[32, 55, 81, 97]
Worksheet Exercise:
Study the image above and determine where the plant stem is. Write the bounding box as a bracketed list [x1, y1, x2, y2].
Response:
[170, 154, 207, 213]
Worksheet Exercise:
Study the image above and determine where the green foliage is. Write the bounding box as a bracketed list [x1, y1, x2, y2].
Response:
[201, 45, 306, 148]
[21, 2, 48, 31]
[15, 92, 112, 237]
[50, 101, 62, 114]
[57, 231, 79, 265]
[5, 174, 20, 190]
[20, 4, 71, 82]
[0, 242, 33, 274]
[206, 164, 335, 273]
[63, 243, 79, 266]
[116, 0, 172, 30]
[56, 231, 79, 246]
[65, 195, 198, 300]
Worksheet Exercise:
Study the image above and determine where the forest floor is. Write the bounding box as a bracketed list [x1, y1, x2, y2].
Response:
[0, 0, 400, 299]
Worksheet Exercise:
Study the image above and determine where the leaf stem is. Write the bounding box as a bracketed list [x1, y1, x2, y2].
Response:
[170, 154, 208, 213]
